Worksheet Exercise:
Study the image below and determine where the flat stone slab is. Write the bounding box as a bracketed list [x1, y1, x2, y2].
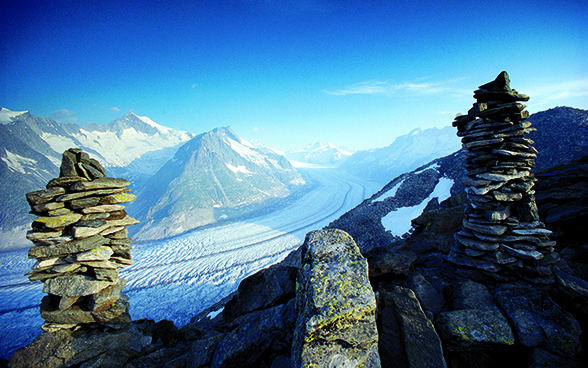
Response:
[70, 177, 130, 191]
[43, 275, 113, 297]
[435, 309, 515, 351]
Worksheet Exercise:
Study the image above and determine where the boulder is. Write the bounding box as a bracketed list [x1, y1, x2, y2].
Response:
[292, 229, 381, 368]
[222, 264, 297, 322]
[494, 284, 582, 356]
[212, 301, 295, 368]
[385, 287, 447, 368]
[8, 325, 150, 368]
[435, 309, 515, 351]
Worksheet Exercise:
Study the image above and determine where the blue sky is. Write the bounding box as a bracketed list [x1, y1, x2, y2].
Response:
[1, 0, 587, 151]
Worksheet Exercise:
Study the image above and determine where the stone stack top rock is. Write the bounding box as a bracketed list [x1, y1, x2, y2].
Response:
[25, 148, 138, 332]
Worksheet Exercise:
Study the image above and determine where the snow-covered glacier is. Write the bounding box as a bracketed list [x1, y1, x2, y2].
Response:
[0, 168, 380, 359]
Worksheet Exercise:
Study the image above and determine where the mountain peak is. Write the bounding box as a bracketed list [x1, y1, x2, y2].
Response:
[0, 107, 29, 124]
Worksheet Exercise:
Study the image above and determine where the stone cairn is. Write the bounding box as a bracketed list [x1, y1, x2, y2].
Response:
[25, 148, 139, 332]
[448, 71, 557, 284]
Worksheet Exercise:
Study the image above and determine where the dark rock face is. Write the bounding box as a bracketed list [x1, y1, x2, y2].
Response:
[8, 325, 150, 368]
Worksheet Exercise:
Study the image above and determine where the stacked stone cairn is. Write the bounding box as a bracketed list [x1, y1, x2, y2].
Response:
[25, 148, 139, 332]
[448, 71, 557, 284]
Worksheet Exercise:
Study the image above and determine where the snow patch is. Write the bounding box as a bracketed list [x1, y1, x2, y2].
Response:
[206, 308, 224, 319]
[1, 150, 37, 174]
[0, 108, 28, 124]
[413, 162, 440, 175]
[372, 179, 404, 202]
[226, 163, 252, 175]
[381, 177, 453, 237]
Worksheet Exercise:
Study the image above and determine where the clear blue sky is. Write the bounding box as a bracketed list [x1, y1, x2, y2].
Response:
[1, 0, 587, 151]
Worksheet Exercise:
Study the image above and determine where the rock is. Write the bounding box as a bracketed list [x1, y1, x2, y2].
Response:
[32, 212, 83, 229]
[527, 348, 587, 368]
[494, 285, 582, 356]
[411, 274, 445, 315]
[43, 275, 112, 297]
[28, 234, 110, 259]
[88, 278, 126, 311]
[292, 229, 381, 368]
[186, 335, 224, 368]
[448, 279, 498, 311]
[386, 287, 447, 368]
[368, 249, 418, 277]
[554, 268, 588, 316]
[26, 187, 66, 206]
[212, 301, 295, 368]
[75, 245, 114, 261]
[223, 264, 297, 322]
[376, 291, 409, 367]
[435, 309, 515, 351]
[70, 177, 130, 191]
[8, 325, 149, 368]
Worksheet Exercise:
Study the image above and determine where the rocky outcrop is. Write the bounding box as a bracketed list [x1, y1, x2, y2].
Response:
[23, 148, 138, 331]
[292, 229, 381, 367]
[448, 71, 557, 284]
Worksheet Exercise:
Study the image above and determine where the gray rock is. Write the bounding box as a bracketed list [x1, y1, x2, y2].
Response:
[387, 287, 447, 368]
[186, 335, 224, 368]
[448, 279, 498, 311]
[292, 229, 380, 368]
[70, 177, 131, 191]
[222, 264, 297, 322]
[28, 234, 110, 259]
[435, 309, 515, 351]
[554, 268, 588, 315]
[368, 249, 418, 277]
[411, 274, 445, 315]
[495, 284, 582, 356]
[212, 302, 293, 368]
[88, 278, 126, 311]
[8, 325, 149, 368]
[43, 274, 113, 297]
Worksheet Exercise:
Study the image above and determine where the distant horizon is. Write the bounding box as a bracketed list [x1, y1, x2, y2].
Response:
[1, 103, 585, 153]
[2, 1, 586, 151]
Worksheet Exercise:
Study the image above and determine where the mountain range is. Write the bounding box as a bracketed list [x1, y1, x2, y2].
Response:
[129, 127, 305, 240]
[0, 109, 194, 249]
[329, 106, 588, 251]
[341, 126, 461, 184]
[284, 142, 353, 167]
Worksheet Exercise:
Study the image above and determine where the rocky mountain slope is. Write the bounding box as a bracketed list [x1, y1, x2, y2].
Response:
[0, 109, 193, 250]
[341, 126, 461, 184]
[129, 127, 306, 240]
[284, 142, 353, 167]
[330, 107, 588, 252]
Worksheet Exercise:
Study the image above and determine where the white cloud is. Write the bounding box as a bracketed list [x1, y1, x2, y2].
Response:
[524, 78, 588, 110]
[110, 106, 120, 112]
[324, 77, 467, 97]
[50, 109, 78, 124]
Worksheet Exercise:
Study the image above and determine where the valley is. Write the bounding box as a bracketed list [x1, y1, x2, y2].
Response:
[0, 167, 380, 359]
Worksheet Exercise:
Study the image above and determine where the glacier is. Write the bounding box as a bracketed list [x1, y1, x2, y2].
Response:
[0, 167, 380, 359]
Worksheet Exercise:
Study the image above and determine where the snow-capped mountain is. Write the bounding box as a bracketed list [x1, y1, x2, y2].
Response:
[0, 108, 194, 250]
[0, 107, 28, 123]
[285, 142, 353, 168]
[341, 126, 461, 184]
[130, 127, 306, 240]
